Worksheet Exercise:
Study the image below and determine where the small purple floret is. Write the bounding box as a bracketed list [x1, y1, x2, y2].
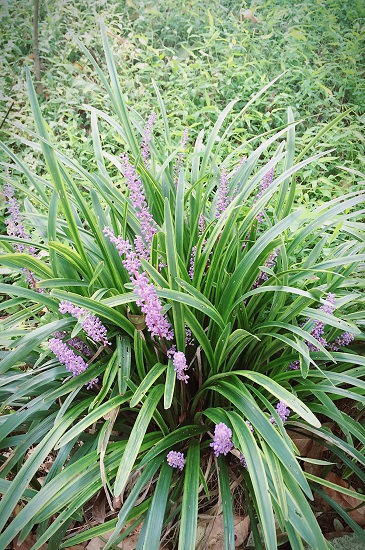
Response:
[239, 453, 248, 468]
[167, 450, 185, 471]
[173, 351, 189, 383]
[329, 331, 355, 350]
[210, 423, 234, 457]
[270, 401, 290, 425]
[86, 377, 99, 390]
[287, 360, 300, 371]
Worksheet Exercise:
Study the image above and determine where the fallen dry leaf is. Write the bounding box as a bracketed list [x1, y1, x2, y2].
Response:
[287, 430, 326, 475]
[86, 524, 143, 550]
[92, 491, 106, 524]
[239, 9, 258, 23]
[322, 472, 365, 525]
[196, 514, 250, 549]
[233, 515, 251, 547]
[13, 534, 47, 550]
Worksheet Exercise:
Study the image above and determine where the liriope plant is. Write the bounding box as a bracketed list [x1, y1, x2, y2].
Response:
[0, 21, 364, 550]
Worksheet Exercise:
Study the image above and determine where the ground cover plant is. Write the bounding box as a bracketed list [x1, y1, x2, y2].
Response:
[1, 20, 365, 549]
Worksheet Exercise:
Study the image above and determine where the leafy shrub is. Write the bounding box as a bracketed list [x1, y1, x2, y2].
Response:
[0, 22, 365, 550]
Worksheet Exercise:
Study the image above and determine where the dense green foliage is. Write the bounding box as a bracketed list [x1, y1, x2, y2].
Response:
[0, 2, 364, 549]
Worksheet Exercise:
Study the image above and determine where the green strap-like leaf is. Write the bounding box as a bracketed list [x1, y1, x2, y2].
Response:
[138, 460, 173, 550]
[114, 385, 164, 496]
[56, 394, 131, 448]
[0, 399, 92, 543]
[164, 358, 176, 410]
[228, 411, 277, 550]
[104, 456, 164, 550]
[178, 440, 200, 550]
[130, 363, 167, 407]
[217, 456, 235, 550]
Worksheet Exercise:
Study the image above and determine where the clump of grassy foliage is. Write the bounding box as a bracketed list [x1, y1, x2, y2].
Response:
[0, 22, 364, 550]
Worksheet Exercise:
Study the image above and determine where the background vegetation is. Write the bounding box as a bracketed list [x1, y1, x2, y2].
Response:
[1, 0, 364, 204]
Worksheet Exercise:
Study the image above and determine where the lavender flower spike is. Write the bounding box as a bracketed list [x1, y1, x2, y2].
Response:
[239, 453, 248, 468]
[167, 450, 185, 471]
[210, 423, 234, 457]
[329, 331, 354, 351]
[4, 183, 33, 253]
[49, 338, 88, 376]
[81, 315, 111, 347]
[270, 401, 290, 425]
[119, 153, 157, 258]
[287, 360, 300, 371]
[59, 300, 86, 318]
[104, 227, 174, 341]
[189, 215, 206, 280]
[4, 182, 39, 289]
[251, 248, 280, 290]
[255, 166, 274, 223]
[173, 351, 189, 383]
[307, 292, 336, 351]
[59, 300, 111, 346]
[216, 167, 229, 218]
[141, 111, 156, 166]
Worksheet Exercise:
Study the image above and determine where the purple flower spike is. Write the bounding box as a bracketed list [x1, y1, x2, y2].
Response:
[59, 300, 86, 318]
[185, 327, 194, 347]
[255, 167, 274, 224]
[142, 111, 156, 166]
[173, 351, 189, 383]
[104, 227, 174, 342]
[59, 301, 110, 347]
[4, 182, 40, 289]
[210, 423, 234, 457]
[245, 420, 254, 432]
[189, 245, 197, 280]
[198, 214, 205, 236]
[216, 167, 230, 218]
[167, 450, 185, 471]
[306, 293, 336, 351]
[119, 153, 157, 258]
[330, 331, 354, 350]
[239, 453, 248, 468]
[251, 248, 280, 290]
[270, 401, 290, 425]
[287, 360, 300, 371]
[81, 315, 111, 347]
[49, 338, 88, 376]
[189, 215, 207, 280]
[4, 183, 32, 252]
[86, 377, 99, 390]
[67, 337, 93, 358]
